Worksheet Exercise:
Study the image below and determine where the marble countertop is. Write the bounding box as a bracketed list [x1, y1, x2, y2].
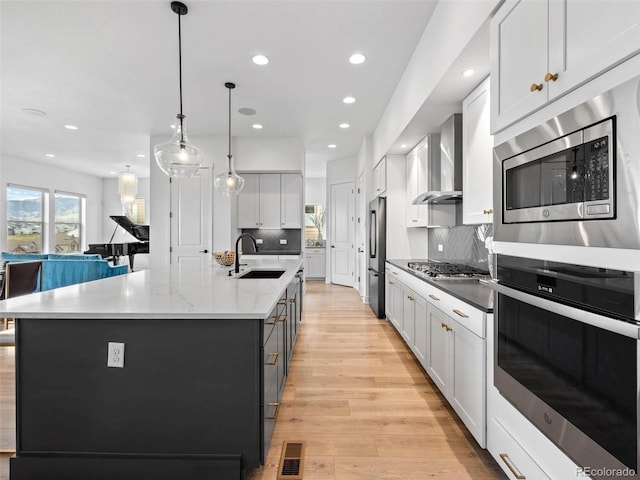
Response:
[387, 259, 494, 313]
[0, 259, 303, 320]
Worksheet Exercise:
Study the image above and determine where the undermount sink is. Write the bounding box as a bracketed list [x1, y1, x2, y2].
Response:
[237, 269, 286, 279]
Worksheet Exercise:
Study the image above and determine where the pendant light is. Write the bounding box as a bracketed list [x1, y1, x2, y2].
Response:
[118, 165, 138, 216]
[214, 82, 245, 196]
[153, 1, 203, 178]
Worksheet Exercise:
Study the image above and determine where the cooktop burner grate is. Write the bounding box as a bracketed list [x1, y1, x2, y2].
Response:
[407, 261, 487, 279]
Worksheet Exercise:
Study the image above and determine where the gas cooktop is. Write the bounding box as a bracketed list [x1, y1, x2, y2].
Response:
[407, 260, 489, 281]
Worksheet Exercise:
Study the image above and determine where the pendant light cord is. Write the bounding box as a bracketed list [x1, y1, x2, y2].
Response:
[177, 11, 184, 143]
[228, 85, 232, 170]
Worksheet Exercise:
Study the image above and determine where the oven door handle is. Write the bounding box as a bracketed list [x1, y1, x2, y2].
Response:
[490, 281, 640, 339]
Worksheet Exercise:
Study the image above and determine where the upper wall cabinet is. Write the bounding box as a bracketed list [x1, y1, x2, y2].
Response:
[463, 77, 494, 225]
[406, 136, 436, 227]
[491, 0, 640, 133]
[373, 157, 387, 196]
[280, 174, 302, 228]
[238, 173, 302, 229]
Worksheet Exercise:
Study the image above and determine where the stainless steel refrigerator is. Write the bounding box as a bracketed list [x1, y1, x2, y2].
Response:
[367, 196, 386, 318]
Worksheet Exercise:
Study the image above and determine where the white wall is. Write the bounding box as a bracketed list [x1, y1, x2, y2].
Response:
[372, 0, 499, 162]
[0, 154, 103, 253]
[305, 177, 326, 205]
[235, 137, 305, 173]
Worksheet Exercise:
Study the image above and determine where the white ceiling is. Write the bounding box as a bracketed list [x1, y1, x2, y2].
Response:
[1, 0, 448, 179]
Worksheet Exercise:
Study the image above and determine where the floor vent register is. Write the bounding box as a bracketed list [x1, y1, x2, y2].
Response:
[277, 441, 305, 479]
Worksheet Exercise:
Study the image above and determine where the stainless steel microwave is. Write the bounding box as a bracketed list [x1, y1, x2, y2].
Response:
[494, 74, 640, 250]
[503, 118, 614, 224]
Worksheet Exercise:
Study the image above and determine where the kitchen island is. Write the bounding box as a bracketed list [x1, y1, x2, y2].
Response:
[0, 258, 303, 480]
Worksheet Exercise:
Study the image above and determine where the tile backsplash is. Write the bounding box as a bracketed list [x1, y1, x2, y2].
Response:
[428, 223, 493, 272]
[240, 229, 302, 254]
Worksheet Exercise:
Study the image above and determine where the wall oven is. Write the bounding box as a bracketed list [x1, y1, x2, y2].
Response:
[493, 74, 640, 249]
[492, 254, 639, 477]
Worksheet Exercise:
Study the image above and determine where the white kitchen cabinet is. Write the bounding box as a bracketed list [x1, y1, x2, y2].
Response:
[401, 288, 416, 345]
[462, 77, 494, 225]
[405, 138, 429, 227]
[426, 296, 486, 447]
[238, 173, 280, 228]
[373, 157, 386, 196]
[237, 173, 261, 228]
[491, 0, 640, 132]
[280, 174, 302, 228]
[238, 173, 302, 229]
[411, 289, 428, 369]
[304, 248, 325, 279]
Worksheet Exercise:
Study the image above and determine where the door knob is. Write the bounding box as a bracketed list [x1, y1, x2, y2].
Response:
[199, 249, 209, 253]
[544, 72, 559, 82]
[331, 245, 335, 248]
[530, 82, 543, 92]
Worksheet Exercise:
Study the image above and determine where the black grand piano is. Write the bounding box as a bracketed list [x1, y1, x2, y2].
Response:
[85, 215, 149, 271]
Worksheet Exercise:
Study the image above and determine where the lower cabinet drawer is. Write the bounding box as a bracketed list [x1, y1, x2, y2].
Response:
[488, 417, 550, 480]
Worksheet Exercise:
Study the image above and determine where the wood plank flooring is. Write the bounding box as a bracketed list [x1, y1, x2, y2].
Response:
[249, 281, 504, 480]
[0, 281, 504, 480]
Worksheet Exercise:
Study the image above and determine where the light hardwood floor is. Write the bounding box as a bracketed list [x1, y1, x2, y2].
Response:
[249, 281, 504, 480]
[0, 281, 504, 480]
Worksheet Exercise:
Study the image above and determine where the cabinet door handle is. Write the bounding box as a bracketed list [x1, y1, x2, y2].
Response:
[530, 82, 543, 92]
[389, 280, 395, 285]
[499, 453, 526, 479]
[453, 309, 469, 318]
[407, 295, 414, 301]
[376, 188, 381, 191]
[429, 294, 440, 301]
[267, 352, 279, 366]
[483, 209, 493, 214]
[267, 402, 280, 420]
[446, 325, 453, 332]
[411, 219, 417, 223]
[544, 72, 558, 82]
[441, 322, 447, 329]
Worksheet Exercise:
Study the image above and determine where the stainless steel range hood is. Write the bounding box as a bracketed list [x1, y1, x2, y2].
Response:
[413, 113, 462, 204]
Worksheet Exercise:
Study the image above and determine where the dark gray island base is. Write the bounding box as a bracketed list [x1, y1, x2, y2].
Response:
[11, 306, 300, 479]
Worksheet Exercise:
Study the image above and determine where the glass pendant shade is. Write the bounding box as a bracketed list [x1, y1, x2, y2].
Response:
[214, 155, 245, 196]
[214, 81, 244, 195]
[118, 166, 138, 216]
[154, 115, 203, 178]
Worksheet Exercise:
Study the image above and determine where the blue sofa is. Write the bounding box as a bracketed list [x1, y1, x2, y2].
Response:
[1, 252, 128, 291]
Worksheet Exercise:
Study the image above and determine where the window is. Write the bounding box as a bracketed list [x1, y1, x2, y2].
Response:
[7, 185, 47, 253]
[54, 192, 85, 253]
[128, 197, 146, 224]
[304, 204, 325, 245]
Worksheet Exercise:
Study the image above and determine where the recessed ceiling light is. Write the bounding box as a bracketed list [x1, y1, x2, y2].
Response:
[349, 53, 366, 65]
[343, 96, 356, 104]
[339, 123, 350, 129]
[22, 108, 47, 116]
[45, 153, 55, 158]
[109, 171, 117, 175]
[136, 154, 145, 158]
[252, 54, 269, 66]
[64, 124, 78, 130]
[328, 144, 337, 149]
[461, 68, 475, 77]
[238, 107, 257, 116]
[252, 124, 263, 129]
[400, 144, 407, 148]
[170, 124, 176, 129]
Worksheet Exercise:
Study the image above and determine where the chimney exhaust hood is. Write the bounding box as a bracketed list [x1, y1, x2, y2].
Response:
[412, 113, 462, 204]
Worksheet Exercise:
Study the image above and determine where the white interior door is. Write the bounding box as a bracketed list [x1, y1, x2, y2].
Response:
[330, 181, 354, 287]
[356, 173, 366, 299]
[170, 171, 212, 266]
